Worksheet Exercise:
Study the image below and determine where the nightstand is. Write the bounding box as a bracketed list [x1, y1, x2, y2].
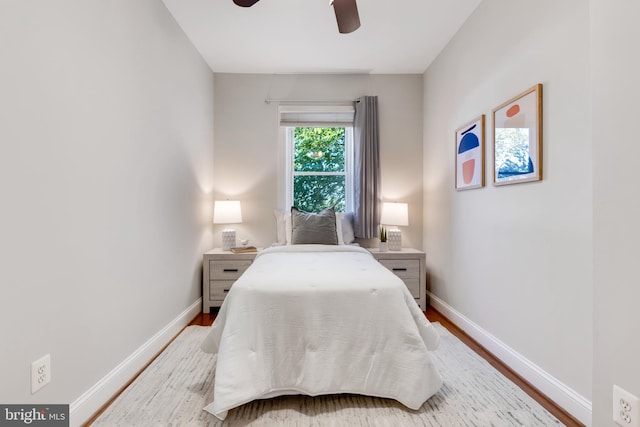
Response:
[368, 248, 426, 311]
[202, 248, 259, 313]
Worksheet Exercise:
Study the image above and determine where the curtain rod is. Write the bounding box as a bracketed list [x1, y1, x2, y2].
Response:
[264, 98, 356, 105]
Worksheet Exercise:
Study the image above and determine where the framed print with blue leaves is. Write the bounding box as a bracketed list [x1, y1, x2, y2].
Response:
[492, 84, 543, 186]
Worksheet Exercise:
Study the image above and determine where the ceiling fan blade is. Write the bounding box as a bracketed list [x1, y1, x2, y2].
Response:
[331, 0, 361, 34]
[233, 0, 259, 7]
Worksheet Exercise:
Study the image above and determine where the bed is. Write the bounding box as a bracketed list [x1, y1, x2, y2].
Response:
[200, 244, 443, 420]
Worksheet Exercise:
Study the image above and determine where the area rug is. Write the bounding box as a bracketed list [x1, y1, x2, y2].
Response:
[92, 323, 563, 426]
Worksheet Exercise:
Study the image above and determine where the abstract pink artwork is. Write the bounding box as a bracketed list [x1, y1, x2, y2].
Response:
[455, 115, 485, 190]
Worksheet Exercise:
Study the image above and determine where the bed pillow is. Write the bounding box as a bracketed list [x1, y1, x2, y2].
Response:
[285, 214, 292, 244]
[273, 209, 292, 245]
[340, 212, 356, 244]
[274, 209, 294, 245]
[274, 209, 286, 245]
[335, 212, 356, 245]
[291, 207, 339, 245]
[335, 213, 345, 245]
[276, 208, 353, 245]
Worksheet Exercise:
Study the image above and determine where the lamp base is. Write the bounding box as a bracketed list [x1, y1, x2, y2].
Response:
[221, 229, 236, 251]
[388, 229, 402, 251]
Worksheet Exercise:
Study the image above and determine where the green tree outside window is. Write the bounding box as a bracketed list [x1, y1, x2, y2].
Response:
[293, 127, 346, 212]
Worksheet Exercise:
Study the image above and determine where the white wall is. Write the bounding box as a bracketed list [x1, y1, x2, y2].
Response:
[423, 0, 592, 423]
[0, 0, 214, 422]
[591, 1, 640, 426]
[212, 73, 424, 249]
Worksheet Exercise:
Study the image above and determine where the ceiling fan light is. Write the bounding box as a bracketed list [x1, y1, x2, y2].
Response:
[233, 0, 259, 7]
[332, 0, 361, 34]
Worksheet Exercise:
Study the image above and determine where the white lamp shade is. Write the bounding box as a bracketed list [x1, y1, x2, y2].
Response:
[380, 202, 409, 226]
[213, 200, 243, 224]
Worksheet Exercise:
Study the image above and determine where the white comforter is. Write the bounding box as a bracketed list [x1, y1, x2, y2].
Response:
[201, 245, 443, 420]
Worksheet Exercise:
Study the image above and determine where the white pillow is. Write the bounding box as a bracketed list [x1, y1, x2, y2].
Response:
[340, 212, 356, 244]
[285, 213, 292, 244]
[336, 212, 345, 245]
[274, 209, 291, 245]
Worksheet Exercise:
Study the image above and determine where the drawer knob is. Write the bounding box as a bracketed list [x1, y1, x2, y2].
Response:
[392, 268, 408, 271]
[223, 268, 239, 272]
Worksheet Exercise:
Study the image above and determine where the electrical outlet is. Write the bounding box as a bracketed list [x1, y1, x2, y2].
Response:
[31, 354, 51, 394]
[614, 385, 640, 427]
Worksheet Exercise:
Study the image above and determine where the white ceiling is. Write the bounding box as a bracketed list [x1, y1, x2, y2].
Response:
[162, 0, 482, 74]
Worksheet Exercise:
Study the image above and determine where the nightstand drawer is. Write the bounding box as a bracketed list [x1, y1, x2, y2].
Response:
[378, 259, 419, 280]
[368, 248, 426, 311]
[402, 278, 420, 298]
[209, 260, 252, 280]
[203, 249, 260, 313]
[209, 280, 235, 300]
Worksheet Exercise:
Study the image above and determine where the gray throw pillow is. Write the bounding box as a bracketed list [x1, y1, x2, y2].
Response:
[291, 207, 338, 245]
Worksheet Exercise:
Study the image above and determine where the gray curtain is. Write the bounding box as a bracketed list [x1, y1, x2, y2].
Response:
[353, 96, 381, 239]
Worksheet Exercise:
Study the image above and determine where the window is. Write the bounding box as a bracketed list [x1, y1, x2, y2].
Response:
[286, 127, 353, 212]
[280, 105, 354, 213]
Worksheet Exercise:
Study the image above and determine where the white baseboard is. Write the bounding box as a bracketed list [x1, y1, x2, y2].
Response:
[428, 293, 592, 427]
[69, 298, 202, 427]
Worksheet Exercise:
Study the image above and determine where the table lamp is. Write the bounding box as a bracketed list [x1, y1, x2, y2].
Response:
[213, 200, 243, 251]
[380, 202, 408, 251]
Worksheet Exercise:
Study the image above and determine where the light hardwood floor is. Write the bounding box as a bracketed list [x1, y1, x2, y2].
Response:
[422, 308, 583, 427]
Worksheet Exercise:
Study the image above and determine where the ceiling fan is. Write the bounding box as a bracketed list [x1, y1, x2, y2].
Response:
[232, 0, 361, 34]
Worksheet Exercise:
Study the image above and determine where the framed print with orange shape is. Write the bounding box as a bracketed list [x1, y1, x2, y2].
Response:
[455, 115, 485, 190]
[493, 84, 543, 186]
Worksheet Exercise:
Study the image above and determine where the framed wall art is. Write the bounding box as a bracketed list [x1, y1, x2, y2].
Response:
[455, 115, 485, 190]
[492, 84, 543, 186]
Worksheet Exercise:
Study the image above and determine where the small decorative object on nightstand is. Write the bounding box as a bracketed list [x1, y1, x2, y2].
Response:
[230, 245, 257, 253]
[379, 226, 388, 252]
[368, 247, 426, 310]
[202, 248, 259, 313]
[381, 202, 408, 251]
[213, 200, 242, 251]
